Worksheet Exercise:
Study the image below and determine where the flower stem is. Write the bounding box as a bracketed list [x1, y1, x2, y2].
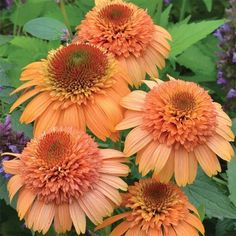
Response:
[59, 0, 73, 38]
[13, 0, 20, 36]
[179, 0, 187, 21]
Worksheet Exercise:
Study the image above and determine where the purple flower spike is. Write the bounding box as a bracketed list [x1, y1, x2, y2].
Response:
[164, 0, 171, 5]
[232, 52, 236, 63]
[227, 88, 236, 99]
[213, 29, 223, 41]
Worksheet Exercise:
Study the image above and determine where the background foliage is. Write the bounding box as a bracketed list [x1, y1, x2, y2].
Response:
[0, 0, 236, 235]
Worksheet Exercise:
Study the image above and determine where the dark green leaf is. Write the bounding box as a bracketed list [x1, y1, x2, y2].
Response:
[184, 170, 236, 219]
[227, 147, 236, 207]
[202, 0, 213, 12]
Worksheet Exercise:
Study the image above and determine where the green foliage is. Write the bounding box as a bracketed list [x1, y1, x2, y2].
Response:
[23, 17, 67, 41]
[169, 19, 226, 57]
[227, 147, 236, 207]
[202, 0, 213, 12]
[184, 170, 236, 219]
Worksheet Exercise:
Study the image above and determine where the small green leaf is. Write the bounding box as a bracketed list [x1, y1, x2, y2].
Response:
[159, 4, 172, 27]
[184, 170, 236, 219]
[227, 147, 236, 207]
[202, 0, 213, 12]
[0, 176, 10, 205]
[23, 17, 67, 40]
[0, 35, 13, 46]
[169, 19, 226, 57]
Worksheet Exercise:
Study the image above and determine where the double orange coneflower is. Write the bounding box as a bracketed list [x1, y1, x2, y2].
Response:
[2, 0, 234, 235]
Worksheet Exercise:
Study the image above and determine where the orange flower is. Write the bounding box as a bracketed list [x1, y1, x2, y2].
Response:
[96, 178, 205, 236]
[10, 43, 130, 141]
[117, 78, 234, 186]
[3, 127, 129, 235]
[75, 0, 171, 86]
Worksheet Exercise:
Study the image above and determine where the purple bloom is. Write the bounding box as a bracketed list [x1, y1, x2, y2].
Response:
[217, 77, 227, 85]
[5, 0, 13, 9]
[60, 28, 70, 42]
[0, 115, 28, 179]
[213, 29, 223, 41]
[227, 88, 236, 99]
[164, 0, 171, 5]
[232, 52, 236, 63]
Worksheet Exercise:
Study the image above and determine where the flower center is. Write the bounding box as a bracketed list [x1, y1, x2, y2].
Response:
[99, 4, 132, 25]
[46, 44, 111, 102]
[36, 131, 72, 166]
[142, 80, 217, 151]
[22, 129, 102, 205]
[171, 92, 196, 111]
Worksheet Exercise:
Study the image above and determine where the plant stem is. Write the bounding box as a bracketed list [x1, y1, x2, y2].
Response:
[155, 0, 163, 24]
[59, 0, 73, 38]
[179, 0, 187, 21]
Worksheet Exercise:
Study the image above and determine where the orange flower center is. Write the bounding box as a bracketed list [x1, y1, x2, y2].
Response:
[125, 179, 188, 229]
[78, 2, 155, 58]
[21, 129, 102, 204]
[142, 80, 217, 151]
[46, 44, 115, 103]
[99, 4, 132, 25]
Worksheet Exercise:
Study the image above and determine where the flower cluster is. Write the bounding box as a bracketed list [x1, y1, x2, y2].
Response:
[1, 0, 234, 235]
[215, 0, 236, 109]
[0, 115, 28, 178]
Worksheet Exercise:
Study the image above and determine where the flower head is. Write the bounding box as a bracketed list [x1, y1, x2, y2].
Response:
[0, 115, 28, 178]
[75, 0, 172, 86]
[96, 178, 205, 236]
[116, 78, 234, 186]
[3, 127, 129, 234]
[10, 43, 130, 141]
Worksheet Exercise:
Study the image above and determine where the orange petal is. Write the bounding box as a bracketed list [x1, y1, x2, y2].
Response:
[116, 112, 143, 130]
[188, 152, 198, 184]
[120, 91, 146, 111]
[100, 174, 127, 191]
[175, 148, 189, 186]
[58, 204, 72, 232]
[194, 145, 221, 176]
[184, 213, 205, 235]
[173, 221, 198, 236]
[7, 175, 23, 202]
[20, 92, 52, 123]
[124, 127, 152, 156]
[10, 88, 42, 112]
[69, 200, 86, 234]
[110, 221, 131, 236]
[3, 159, 22, 175]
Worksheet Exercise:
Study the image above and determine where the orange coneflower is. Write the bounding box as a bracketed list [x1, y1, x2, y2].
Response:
[2, 127, 129, 235]
[10, 43, 130, 140]
[96, 178, 205, 236]
[75, 0, 172, 86]
[116, 77, 234, 186]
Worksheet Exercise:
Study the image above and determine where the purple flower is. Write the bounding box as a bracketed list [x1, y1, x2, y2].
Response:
[227, 88, 236, 99]
[0, 115, 28, 179]
[232, 52, 236, 63]
[214, 29, 223, 41]
[164, 0, 171, 5]
[5, 0, 13, 9]
[60, 28, 70, 42]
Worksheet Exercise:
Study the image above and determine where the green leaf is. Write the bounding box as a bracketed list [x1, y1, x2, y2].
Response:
[227, 147, 236, 207]
[159, 4, 172, 28]
[216, 219, 236, 236]
[202, 0, 213, 12]
[176, 36, 218, 82]
[169, 19, 226, 57]
[23, 17, 67, 40]
[184, 170, 236, 219]
[0, 176, 9, 205]
[0, 35, 13, 46]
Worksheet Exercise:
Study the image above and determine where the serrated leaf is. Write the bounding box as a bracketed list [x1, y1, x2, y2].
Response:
[23, 17, 67, 40]
[227, 147, 236, 207]
[184, 170, 236, 219]
[202, 0, 213, 12]
[159, 4, 172, 27]
[169, 19, 226, 57]
[176, 36, 218, 82]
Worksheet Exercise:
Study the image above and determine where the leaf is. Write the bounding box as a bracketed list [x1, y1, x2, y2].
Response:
[23, 17, 67, 40]
[0, 176, 10, 205]
[227, 146, 236, 207]
[11, 110, 33, 139]
[202, 0, 213, 12]
[176, 36, 218, 82]
[169, 19, 226, 57]
[216, 219, 236, 236]
[184, 170, 236, 219]
[0, 35, 13, 46]
[159, 4, 172, 27]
